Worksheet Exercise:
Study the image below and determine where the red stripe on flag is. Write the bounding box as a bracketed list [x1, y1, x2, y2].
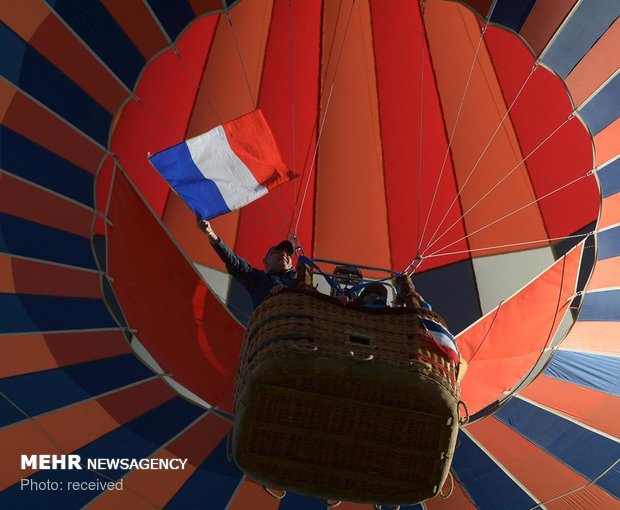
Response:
[222, 109, 293, 191]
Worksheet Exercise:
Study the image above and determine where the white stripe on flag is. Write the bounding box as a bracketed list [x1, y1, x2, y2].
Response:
[421, 317, 459, 354]
[186, 126, 268, 211]
[429, 330, 459, 353]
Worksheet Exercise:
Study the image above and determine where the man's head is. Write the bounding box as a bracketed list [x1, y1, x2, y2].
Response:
[263, 240, 294, 273]
[354, 282, 388, 306]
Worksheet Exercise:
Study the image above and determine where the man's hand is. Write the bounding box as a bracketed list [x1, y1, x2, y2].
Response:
[197, 217, 219, 244]
[336, 294, 350, 305]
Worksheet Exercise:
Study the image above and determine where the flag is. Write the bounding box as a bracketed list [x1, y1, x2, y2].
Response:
[419, 299, 460, 361]
[149, 109, 294, 220]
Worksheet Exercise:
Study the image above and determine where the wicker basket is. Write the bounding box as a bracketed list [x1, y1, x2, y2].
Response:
[232, 288, 460, 505]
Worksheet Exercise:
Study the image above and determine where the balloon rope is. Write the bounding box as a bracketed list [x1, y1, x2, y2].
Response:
[224, 12, 293, 233]
[465, 247, 581, 420]
[287, 0, 346, 237]
[225, 13, 256, 108]
[527, 449, 620, 509]
[417, 20, 490, 253]
[416, 0, 427, 258]
[140, 40, 292, 237]
[439, 470, 455, 498]
[171, 45, 223, 125]
[422, 170, 593, 259]
[103, 160, 119, 222]
[131, 96, 183, 138]
[289, 0, 298, 231]
[292, 0, 358, 237]
[499, 251, 573, 404]
[175, 26, 288, 243]
[421, 113, 579, 257]
[263, 486, 287, 499]
[423, 232, 591, 258]
[129, 44, 221, 138]
[235, 200, 291, 239]
[460, 300, 502, 364]
[232, 164, 293, 235]
[116, 41, 220, 179]
[258, 0, 300, 238]
[422, 62, 540, 253]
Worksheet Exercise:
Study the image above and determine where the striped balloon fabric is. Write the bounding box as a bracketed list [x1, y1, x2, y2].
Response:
[1, 0, 619, 509]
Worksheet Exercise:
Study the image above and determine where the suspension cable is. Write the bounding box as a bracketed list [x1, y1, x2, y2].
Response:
[528, 448, 620, 508]
[172, 28, 292, 234]
[226, 11, 294, 231]
[288, 0, 298, 231]
[417, 20, 491, 251]
[421, 112, 578, 257]
[171, 44, 223, 125]
[423, 61, 540, 252]
[423, 170, 593, 258]
[225, 12, 256, 107]
[422, 231, 592, 259]
[293, 0, 358, 236]
[416, 0, 428, 257]
[287, 0, 346, 236]
[131, 95, 182, 138]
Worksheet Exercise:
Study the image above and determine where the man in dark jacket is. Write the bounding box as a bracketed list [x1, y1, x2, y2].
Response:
[197, 218, 297, 309]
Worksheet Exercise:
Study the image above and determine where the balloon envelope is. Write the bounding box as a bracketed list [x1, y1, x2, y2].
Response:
[1, 0, 619, 508]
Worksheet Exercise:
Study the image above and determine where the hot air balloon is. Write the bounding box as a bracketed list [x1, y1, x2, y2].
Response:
[1, 0, 619, 508]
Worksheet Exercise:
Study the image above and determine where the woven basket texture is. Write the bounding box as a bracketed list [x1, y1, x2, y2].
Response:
[233, 289, 460, 505]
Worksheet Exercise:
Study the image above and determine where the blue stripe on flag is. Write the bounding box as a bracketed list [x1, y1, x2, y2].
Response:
[495, 398, 620, 499]
[166, 436, 243, 510]
[452, 431, 538, 509]
[421, 317, 459, 353]
[598, 158, 620, 198]
[541, 0, 620, 78]
[578, 290, 620, 321]
[545, 350, 620, 397]
[597, 225, 620, 260]
[421, 316, 455, 339]
[150, 142, 231, 220]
